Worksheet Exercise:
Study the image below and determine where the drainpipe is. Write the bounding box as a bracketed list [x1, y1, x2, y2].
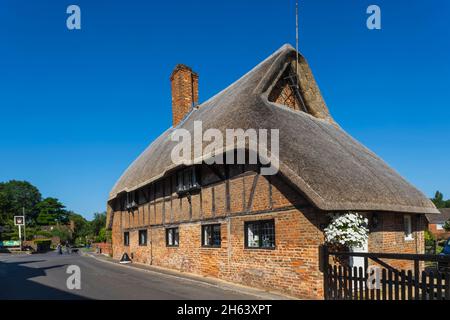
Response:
[150, 226, 153, 265]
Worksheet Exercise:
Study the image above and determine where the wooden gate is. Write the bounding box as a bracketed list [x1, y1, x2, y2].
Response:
[321, 246, 450, 300]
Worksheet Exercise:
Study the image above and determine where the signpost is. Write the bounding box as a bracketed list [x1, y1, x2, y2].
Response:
[14, 216, 25, 249]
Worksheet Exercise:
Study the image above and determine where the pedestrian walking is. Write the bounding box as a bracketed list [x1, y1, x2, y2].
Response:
[57, 243, 62, 255]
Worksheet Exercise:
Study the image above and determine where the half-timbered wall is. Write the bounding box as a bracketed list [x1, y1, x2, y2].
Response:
[110, 164, 425, 299]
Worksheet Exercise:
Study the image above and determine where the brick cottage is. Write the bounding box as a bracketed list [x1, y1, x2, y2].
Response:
[106, 44, 438, 299]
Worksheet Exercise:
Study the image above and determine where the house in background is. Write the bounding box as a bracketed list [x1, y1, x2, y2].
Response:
[427, 209, 450, 240]
[106, 44, 438, 299]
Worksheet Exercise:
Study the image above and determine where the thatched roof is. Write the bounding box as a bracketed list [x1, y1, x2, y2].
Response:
[108, 44, 438, 215]
[427, 209, 450, 224]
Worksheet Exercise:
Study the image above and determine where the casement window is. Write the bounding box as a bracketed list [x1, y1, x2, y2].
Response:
[404, 215, 414, 241]
[124, 232, 130, 246]
[126, 191, 138, 210]
[166, 228, 179, 247]
[137, 189, 147, 205]
[202, 224, 221, 248]
[176, 167, 200, 195]
[436, 223, 444, 231]
[138, 230, 148, 246]
[245, 220, 276, 249]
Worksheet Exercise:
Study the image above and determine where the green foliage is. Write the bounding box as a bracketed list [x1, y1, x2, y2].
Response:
[35, 198, 68, 225]
[68, 212, 91, 239]
[95, 227, 111, 243]
[0, 180, 107, 245]
[431, 191, 450, 209]
[425, 230, 436, 246]
[0, 220, 15, 241]
[444, 220, 450, 232]
[34, 239, 52, 245]
[91, 212, 106, 236]
[50, 227, 71, 243]
[35, 230, 53, 238]
[0, 180, 42, 225]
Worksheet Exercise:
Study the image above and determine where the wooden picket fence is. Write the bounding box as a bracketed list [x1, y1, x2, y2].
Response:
[321, 247, 450, 300]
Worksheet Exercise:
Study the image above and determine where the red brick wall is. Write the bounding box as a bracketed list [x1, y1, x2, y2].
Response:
[368, 213, 426, 270]
[428, 224, 450, 240]
[93, 243, 112, 256]
[110, 164, 426, 299]
[113, 209, 325, 299]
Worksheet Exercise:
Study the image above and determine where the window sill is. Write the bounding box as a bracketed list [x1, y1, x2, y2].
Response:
[201, 246, 221, 249]
[244, 247, 276, 251]
[404, 237, 414, 242]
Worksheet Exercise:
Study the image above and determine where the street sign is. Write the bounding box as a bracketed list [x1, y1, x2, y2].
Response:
[0, 240, 21, 248]
[14, 216, 25, 226]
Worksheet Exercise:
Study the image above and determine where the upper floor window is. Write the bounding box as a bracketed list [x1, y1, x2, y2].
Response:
[404, 215, 413, 241]
[166, 228, 179, 247]
[202, 224, 221, 248]
[176, 167, 200, 195]
[125, 191, 138, 210]
[139, 230, 148, 246]
[245, 220, 275, 249]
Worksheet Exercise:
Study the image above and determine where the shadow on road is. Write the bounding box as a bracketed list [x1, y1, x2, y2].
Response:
[0, 258, 88, 300]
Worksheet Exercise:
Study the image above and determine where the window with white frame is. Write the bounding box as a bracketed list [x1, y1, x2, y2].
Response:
[436, 223, 444, 231]
[404, 215, 413, 240]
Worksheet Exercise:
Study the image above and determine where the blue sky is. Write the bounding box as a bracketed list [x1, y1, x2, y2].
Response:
[0, 0, 449, 220]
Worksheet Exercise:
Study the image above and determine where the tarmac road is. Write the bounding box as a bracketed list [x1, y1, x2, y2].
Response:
[0, 252, 277, 300]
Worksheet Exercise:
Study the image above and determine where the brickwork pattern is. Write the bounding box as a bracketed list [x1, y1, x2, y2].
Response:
[111, 165, 426, 299]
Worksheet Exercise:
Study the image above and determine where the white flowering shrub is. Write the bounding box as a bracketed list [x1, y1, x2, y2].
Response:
[324, 213, 369, 248]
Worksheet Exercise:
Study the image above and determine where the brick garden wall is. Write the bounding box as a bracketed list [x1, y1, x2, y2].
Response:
[93, 242, 113, 257]
[368, 213, 426, 270]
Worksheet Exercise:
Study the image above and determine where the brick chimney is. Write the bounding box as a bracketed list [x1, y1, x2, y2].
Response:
[170, 64, 199, 126]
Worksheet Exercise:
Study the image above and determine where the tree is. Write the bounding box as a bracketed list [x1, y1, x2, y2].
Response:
[445, 220, 450, 232]
[90, 212, 106, 237]
[0, 180, 42, 225]
[68, 211, 91, 244]
[35, 198, 68, 225]
[431, 191, 450, 209]
[51, 227, 71, 243]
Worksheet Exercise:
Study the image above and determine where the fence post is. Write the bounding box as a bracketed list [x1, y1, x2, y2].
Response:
[414, 259, 420, 300]
[321, 245, 330, 299]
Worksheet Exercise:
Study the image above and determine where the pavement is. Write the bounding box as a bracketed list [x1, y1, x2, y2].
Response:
[0, 251, 292, 300]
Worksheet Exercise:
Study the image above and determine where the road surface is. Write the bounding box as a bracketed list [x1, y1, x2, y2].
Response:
[0, 252, 272, 300]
